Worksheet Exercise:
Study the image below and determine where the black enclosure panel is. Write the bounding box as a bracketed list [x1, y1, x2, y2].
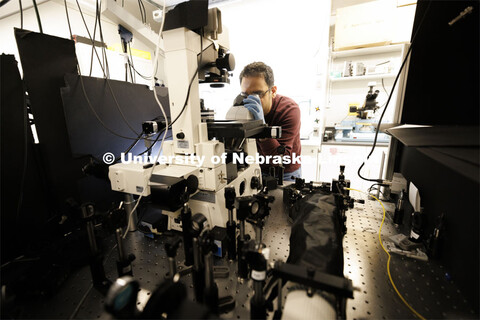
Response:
[0, 54, 49, 263]
[14, 28, 87, 207]
[60, 74, 170, 160]
[398, 146, 479, 312]
[401, 0, 479, 125]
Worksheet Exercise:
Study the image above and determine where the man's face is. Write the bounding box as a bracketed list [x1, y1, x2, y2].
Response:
[240, 76, 277, 116]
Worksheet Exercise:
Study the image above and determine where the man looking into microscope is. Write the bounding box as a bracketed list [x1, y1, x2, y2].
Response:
[239, 62, 301, 181]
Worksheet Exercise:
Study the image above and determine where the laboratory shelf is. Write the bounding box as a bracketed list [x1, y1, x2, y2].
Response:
[330, 73, 396, 82]
[331, 44, 405, 59]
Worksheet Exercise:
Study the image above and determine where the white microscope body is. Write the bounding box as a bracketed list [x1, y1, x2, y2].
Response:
[109, 15, 268, 231]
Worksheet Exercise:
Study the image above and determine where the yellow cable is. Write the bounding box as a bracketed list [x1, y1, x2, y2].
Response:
[345, 188, 426, 320]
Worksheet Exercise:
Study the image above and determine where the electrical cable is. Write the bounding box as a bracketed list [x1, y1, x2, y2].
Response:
[63, 0, 73, 39]
[95, 0, 108, 77]
[128, 43, 153, 81]
[0, 255, 29, 270]
[96, 0, 110, 78]
[168, 40, 213, 128]
[136, 131, 172, 156]
[368, 186, 381, 195]
[128, 56, 135, 83]
[131, 63, 136, 83]
[149, 1, 166, 84]
[132, 63, 154, 81]
[122, 106, 169, 239]
[19, 0, 23, 29]
[123, 0, 168, 239]
[97, 6, 136, 134]
[122, 39, 129, 82]
[138, 0, 146, 24]
[140, 0, 147, 24]
[0, 0, 12, 8]
[76, 78, 165, 142]
[75, 0, 108, 79]
[77, 75, 154, 141]
[122, 5, 217, 234]
[168, 65, 200, 128]
[127, 44, 136, 83]
[357, 1, 432, 183]
[32, 0, 43, 33]
[115, 131, 145, 162]
[80, 3, 138, 137]
[135, 200, 152, 231]
[76, 0, 107, 78]
[68, 283, 93, 319]
[76, 69, 157, 142]
[96, 1, 105, 76]
[199, 28, 204, 65]
[345, 187, 426, 320]
[68, 243, 118, 319]
[137, 0, 143, 23]
[76, 0, 141, 136]
[368, 188, 390, 201]
[367, 182, 389, 192]
[367, 182, 391, 201]
[88, 5, 99, 77]
[139, 132, 163, 156]
[127, 44, 142, 81]
[137, 32, 211, 157]
[125, 48, 135, 83]
[381, 78, 388, 97]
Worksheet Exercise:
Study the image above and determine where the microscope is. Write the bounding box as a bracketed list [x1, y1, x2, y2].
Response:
[334, 82, 390, 143]
[108, 2, 281, 236]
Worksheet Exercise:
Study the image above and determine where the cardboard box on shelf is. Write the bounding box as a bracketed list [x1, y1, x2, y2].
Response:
[334, 0, 395, 51]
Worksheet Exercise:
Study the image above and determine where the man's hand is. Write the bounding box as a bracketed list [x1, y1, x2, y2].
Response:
[243, 95, 265, 123]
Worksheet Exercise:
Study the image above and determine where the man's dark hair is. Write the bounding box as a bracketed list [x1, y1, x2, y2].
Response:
[239, 62, 275, 88]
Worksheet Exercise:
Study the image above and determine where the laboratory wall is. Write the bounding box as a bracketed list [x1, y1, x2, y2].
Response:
[0, 0, 164, 84]
[1, 0, 331, 139]
[325, 0, 417, 129]
[201, 0, 331, 138]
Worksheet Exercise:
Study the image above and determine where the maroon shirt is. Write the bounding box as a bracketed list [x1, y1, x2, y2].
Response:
[257, 94, 301, 173]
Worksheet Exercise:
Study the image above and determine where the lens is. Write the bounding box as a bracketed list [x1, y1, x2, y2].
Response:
[192, 213, 208, 233]
[251, 201, 260, 215]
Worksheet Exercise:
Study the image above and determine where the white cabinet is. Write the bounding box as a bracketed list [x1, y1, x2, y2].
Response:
[300, 142, 321, 182]
[297, 140, 388, 190]
[325, 44, 409, 129]
[319, 144, 388, 192]
[318, 44, 410, 188]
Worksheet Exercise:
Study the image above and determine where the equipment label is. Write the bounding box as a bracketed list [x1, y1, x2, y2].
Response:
[251, 270, 266, 281]
[214, 240, 222, 257]
[191, 191, 216, 203]
[177, 140, 189, 149]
